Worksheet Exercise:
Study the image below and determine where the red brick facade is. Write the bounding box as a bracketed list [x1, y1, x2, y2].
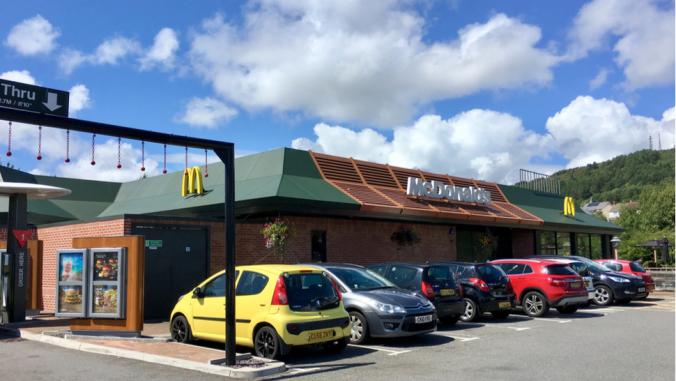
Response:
[30, 215, 537, 313]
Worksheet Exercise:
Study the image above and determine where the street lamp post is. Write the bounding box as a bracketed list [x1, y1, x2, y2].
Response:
[610, 236, 621, 260]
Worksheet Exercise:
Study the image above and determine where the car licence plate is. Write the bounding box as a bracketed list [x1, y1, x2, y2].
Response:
[415, 315, 434, 324]
[307, 329, 335, 343]
[638, 287, 646, 293]
[440, 289, 455, 296]
[498, 301, 511, 309]
[570, 282, 581, 289]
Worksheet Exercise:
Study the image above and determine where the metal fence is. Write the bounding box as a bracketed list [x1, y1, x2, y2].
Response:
[516, 169, 561, 195]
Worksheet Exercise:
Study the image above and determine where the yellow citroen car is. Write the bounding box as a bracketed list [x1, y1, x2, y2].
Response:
[169, 264, 351, 359]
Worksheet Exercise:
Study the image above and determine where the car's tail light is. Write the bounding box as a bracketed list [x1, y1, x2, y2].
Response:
[330, 277, 342, 301]
[642, 274, 654, 284]
[421, 281, 435, 300]
[271, 276, 288, 305]
[549, 277, 569, 288]
[469, 277, 490, 293]
[458, 284, 464, 298]
[505, 279, 513, 293]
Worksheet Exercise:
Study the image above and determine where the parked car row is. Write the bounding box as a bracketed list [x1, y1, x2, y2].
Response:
[168, 257, 650, 360]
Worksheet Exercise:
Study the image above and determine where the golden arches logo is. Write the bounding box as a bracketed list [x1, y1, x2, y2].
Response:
[563, 196, 575, 217]
[181, 166, 204, 197]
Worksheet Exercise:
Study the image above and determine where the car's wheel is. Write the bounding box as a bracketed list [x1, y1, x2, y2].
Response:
[556, 306, 578, 314]
[616, 298, 632, 305]
[439, 315, 460, 325]
[460, 298, 480, 322]
[254, 326, 282, 360]
[491, 311, 510, 319]
[349, 311, 369, 344]
[170, 315, 192, 343]
[593, 285, 613, 306]
[522, 291, 549, 317]
[323, 337, 349, 354]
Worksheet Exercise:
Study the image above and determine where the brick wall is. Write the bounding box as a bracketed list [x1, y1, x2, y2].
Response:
[37, 219, 125, 312]
[511, 228, 535, 257]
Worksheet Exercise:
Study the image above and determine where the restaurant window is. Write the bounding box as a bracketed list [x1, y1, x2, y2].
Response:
[590, 234, 602, 259]
[557, 232, 572, 256]
[538, 231, 557, 255]
[311, 230, 327, 262]
[576, 234, 591, 258]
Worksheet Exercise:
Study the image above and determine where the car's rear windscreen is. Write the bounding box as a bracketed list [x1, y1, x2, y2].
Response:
[285, 273, 340, 312]
[425, 266, 456, 288]
[475, 264, 507, 283]
[630, 262, 646, 272]
[545, 265, 578, 276]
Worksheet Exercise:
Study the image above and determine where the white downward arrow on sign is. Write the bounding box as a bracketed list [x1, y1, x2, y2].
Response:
[43, 92, 61, 112]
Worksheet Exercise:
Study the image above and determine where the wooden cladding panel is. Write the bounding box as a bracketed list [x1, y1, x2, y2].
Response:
[496, 202, 541, 221]
[390, 168, 421, 190]
[377, 187, 435, 210]
[475, 181, 507, 203]
[333, 181, 397, 207]
[314, 155, 362, 183]
[355, 162, 399, 188]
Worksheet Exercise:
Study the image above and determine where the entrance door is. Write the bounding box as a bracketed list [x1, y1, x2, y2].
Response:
[132, 224, 209, 320]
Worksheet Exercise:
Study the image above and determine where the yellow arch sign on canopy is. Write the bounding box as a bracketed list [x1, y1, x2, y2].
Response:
[563, 196, 575, 217]
[181, 166, 204, 197]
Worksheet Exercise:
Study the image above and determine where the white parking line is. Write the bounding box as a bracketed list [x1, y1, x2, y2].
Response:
[286, 366, 323, 375]
[432, 332, 480, 342]
[505, 326, 531, 331]
[533, 317, 572, 323]
[349, 344, 413, 356]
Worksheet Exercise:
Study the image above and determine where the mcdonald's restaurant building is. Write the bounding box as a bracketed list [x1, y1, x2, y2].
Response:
[0, 148, 622, 319]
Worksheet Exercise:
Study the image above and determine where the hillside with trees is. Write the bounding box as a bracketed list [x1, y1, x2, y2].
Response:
[549, 149, 674, 203]
[547, 149, 674, 264]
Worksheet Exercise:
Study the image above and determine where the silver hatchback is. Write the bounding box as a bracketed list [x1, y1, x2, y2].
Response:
[309, 263, 437, 344]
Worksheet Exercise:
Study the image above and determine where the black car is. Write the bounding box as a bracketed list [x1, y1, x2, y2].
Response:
[368, 263, 465, 325]
[531, 255, 647, 306]
[434, 262, 515, 322]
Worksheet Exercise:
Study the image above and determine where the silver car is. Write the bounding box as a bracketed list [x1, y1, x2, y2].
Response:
[309, 263, 437, 344]
[546, 258, 595, 303]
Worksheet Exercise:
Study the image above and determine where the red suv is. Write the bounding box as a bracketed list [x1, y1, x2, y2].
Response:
[489, 259, 588, 317]
[595, 259, 655, 297]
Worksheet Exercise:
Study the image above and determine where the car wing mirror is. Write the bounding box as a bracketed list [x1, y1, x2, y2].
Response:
[193, 287, 204, 298]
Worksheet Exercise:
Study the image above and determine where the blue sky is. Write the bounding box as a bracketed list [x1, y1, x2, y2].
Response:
[0, 0, 674, 183]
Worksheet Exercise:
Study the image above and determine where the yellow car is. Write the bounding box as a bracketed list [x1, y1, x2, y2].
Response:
[169, 264, 351, 359]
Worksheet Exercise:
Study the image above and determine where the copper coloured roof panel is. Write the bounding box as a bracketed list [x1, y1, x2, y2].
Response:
[312, 153, 362, 183]
[376, 186, 435, 210]
[390, 167, 422, 189]
[332, 181, 397, 207]
[474, 180, 508, 203]
[354, 160, 399, 188]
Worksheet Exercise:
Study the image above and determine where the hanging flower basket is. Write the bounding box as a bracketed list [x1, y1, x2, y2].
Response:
[390, 226, 421, 248]
[261, 218, 291, 260]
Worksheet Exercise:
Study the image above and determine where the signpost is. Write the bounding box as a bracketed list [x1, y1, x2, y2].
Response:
[0, 78, 69, 117]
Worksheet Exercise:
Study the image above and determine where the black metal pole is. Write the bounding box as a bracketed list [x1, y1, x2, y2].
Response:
[215, 147, 236, 366]
[6, 194, 28, 323]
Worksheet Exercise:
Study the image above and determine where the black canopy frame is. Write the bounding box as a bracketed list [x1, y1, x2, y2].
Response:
[0, 107, 238, 366]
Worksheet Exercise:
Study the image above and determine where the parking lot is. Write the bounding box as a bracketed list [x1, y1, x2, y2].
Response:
[268, 293, 674, 381]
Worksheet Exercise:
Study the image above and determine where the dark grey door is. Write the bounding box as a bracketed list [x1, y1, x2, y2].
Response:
[132, 224, 208, 320]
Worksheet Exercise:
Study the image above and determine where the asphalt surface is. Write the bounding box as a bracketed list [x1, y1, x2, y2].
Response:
[1, 294, 673, 381]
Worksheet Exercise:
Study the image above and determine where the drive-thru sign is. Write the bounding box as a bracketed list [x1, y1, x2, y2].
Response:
[0, 78, 69, 117]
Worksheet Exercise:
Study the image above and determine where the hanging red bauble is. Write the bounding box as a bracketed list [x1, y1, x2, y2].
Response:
[162, 144, 167, 174]
[204, 149, 209, 177]
[116, 137, 122, 169]
[141, 141, 146, 172]
[65, 130, 71, 163]
[36, 125, 43, 160]
[90, 134, 96, 166]
[6, 120, 12, 157]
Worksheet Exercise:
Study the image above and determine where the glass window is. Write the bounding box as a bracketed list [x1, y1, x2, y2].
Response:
[545, 265, 577, 275]
[236, 271, 269, 296]
[567, 261, 590, 276]
[630, 262, 646, 273]
[602, 262, 623, 272]
[284, 273, 340, 312]
[388, 265, 420, 289]
[576, 234, 591, 258]
[368, 265, 387, 276]
[499, 263, 526, 275]
[557, 232, 572, 256]
[538, 232, 557, 255]
[203, 274, 226, 297]
[476, 264, 506, 282]
[326, 267, 394, 291]
[523, 265, 533, 274]
[590, 235, 603, 259]
[426, 266, 456, 288]
[456, 265, 478, 279]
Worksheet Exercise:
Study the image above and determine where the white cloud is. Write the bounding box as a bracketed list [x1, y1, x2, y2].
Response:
[189, 3, 559, 126]
[589, 68, 610, 90]
[0, 70, 37, 85]
[293, 97, 675, 182]
[567, 0, 674, 89]
[177, 97, 238, 128]
[56, 139, 159, 182]
[293, 110, 552, 183]
[546, 96, 675, 167]
[68, 84, 91, 115]
[59, 37, 141, 74]
[140, 28, 179, 70]
[5, 15, 60, 56]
